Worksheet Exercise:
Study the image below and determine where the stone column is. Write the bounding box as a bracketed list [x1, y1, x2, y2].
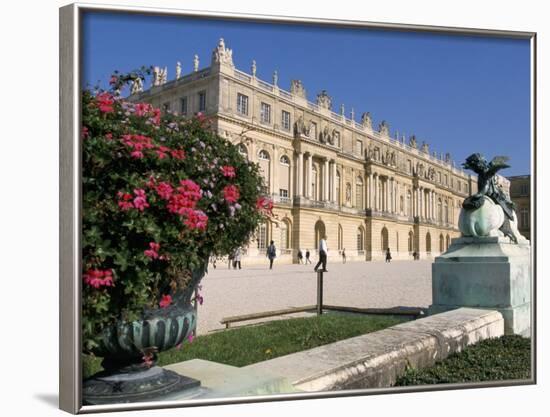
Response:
[323, 159, 329, 201]
[374, 175, 378, 211]
[420, 187, 424, 220]
[306, 153, 313, 199]
[367, 173, 372, 209]
[331, 161, 337, 203]
[296, 152, 303, 197]
[385, 178, 390, 212]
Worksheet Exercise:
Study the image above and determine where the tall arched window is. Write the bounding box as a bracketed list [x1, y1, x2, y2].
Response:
[408, 230, 414, 253]
[279, 155, 291, 198]
[437, 198, 442, 223]
[338, 224, 343, 250]
[280, 219, 291, 251]
[439, 234, 444, 252]
[381, 227, 389, 251]
[356, 176, 364, 209]
[446, 234, 451, 250]
[314, 220, 326, 249]
[357, 227, 365, 252]
[444, 200, 449, 223]
[400, 196, 404, 214]
[257, 222, 268, 250]
[258, 150, 271, 190]
[426, 232, 432, 253]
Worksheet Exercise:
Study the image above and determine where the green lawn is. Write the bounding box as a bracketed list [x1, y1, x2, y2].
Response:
[395, 335, 531, 386]
[83, 313, 409, 379]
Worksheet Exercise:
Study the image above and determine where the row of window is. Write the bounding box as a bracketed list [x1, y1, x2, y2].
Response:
[162, 91, 207, 115]
[237, 93, 292, 130]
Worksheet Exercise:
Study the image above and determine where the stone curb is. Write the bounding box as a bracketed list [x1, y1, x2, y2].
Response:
[243, 308, 504, 391]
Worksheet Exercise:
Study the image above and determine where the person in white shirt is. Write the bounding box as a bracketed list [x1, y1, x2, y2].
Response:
[314, 235, 328, 272]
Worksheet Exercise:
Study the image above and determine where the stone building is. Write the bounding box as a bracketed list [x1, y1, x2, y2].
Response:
[129, 39, 476, 264]
[508, 175, 531, 239]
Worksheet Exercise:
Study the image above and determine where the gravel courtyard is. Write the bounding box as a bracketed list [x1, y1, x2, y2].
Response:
[196, 260, 433, 334]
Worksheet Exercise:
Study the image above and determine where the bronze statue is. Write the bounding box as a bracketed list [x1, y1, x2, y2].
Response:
[462, 153, 517, 242]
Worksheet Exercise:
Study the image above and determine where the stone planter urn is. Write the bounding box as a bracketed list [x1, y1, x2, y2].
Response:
[83, 266, 206, 405]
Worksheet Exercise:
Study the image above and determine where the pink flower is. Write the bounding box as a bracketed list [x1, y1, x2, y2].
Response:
[130, 150, 144, 159]
[134, 102, 153, 117]
[81, 126, 89, 139]
[182, 209, 208, 231]
[221, 166, 236, 178]
[144, 242, 160, 259]
[159, 294, 172, 308]
[188, 333, 194, 343]
[151, 108, 161, 126]
[223, 185, 240, 204]
[170, 149, 185, 160]
[167, 180, 202, 214]
[105, 132, 113, 140]
[142, 352, 154, 368]
[117, 191, 134, 211]
[83, 269, 114, 289]
[96, 92, 114, 113]
[133, 189, 149, 211]
[155, 181, 173, 200]
[256, 196, 274, 216]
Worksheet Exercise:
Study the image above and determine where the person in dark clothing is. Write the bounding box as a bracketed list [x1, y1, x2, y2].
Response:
[314, 236, 328, 272]
[297, 249, 304, 264]
[385, 248, 392, 263]
[267, 241, 277, 269]
[305, 249, 312, 264]
[342, 248, 346, 264]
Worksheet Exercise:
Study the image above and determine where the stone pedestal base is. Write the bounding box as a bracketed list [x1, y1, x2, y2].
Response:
[429, 236, 531, 336]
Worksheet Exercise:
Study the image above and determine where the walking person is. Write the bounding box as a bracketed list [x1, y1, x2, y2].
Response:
[232, 247, 242, 269]
[385, 247, 392, 263]
[267, 240, 277, 270]
[342, 248, 346, 264]
[314, 235, 328, 273]
[227, 253, 233, 269]
[305, 249, 312, 264]
[297, 249, 304, 264]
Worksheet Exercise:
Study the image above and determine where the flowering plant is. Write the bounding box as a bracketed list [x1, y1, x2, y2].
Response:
[82, 71, 268, 351]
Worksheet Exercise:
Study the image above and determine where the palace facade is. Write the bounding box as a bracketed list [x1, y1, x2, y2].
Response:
[129, 39, 476, 264]
[508, 175, 531, 240]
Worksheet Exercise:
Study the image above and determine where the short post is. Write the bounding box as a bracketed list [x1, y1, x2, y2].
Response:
[317, 270, 324, 316]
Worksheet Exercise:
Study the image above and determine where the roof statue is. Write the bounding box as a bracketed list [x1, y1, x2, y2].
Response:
[251, 60, 257, 77]
[193, 55, 199, 72]
[290, 80, 306, 99]
[176, 61, 181, 80]
[379, 120, 390, 136]
[211, 38, 234, 66]
[361, 112, 372, 130]
[316, 90, 332, 110]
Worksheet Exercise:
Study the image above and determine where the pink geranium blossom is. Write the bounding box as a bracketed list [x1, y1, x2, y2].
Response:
[96, 92, 114, 113]
[223, 185, 240, 204]
[117, 191, 134, 211]
[159, 294, 172, 308]
[144, 242, 160, 259]
[155, 181, 173, 200]
[256, 196, 274, 216]
[181, 209, 208, 231]
[170, 149, 185, 160]
[221, 165, 236, 178]
[133, 189, 149, 211]
[83, 269, 114, 289]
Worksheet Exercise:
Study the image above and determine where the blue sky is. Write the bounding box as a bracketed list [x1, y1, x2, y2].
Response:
[82, 12, 531, 176]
